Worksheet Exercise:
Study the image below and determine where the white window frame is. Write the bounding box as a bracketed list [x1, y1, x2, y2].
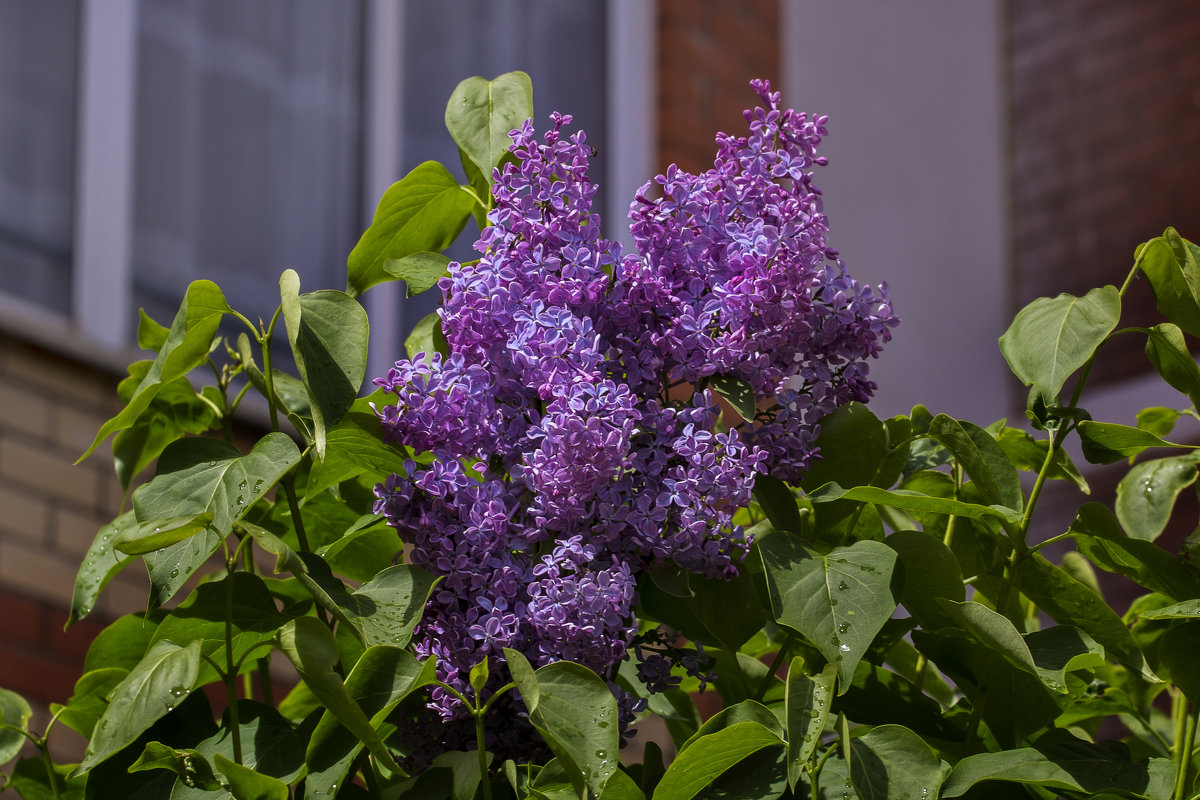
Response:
[2, 0, 656, 374]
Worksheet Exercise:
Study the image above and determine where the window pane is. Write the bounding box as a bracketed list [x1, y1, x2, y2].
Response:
[132, 0, 362, 329]
[0, 2, 79, 314]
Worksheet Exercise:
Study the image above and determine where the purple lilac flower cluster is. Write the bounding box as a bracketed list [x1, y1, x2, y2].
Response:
[373, 81, 897, 760]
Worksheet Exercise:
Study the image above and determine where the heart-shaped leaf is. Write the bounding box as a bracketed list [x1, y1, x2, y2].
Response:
[999, 285, 1120, 403]
[347, 161, 475, 296]
[445, 72, 534, 185]
[758, 537, 897, 692]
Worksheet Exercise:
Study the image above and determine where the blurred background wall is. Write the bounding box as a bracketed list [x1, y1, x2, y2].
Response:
[2, 0, 1199, 726]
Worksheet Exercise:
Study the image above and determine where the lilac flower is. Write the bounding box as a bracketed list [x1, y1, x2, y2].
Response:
[371, 79, 897, 760]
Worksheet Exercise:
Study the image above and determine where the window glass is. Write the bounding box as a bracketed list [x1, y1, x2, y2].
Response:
[132, 0, 363, 330]
[0, 2, 79, 314]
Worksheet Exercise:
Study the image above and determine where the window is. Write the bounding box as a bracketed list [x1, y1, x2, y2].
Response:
[0, 0, 652, 364]
[0, 2, 80, 316]
[132, 0, 363, 331]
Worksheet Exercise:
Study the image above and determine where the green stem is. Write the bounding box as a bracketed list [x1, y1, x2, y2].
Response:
[913, 653, 929, 693]
[259, 307, 284, 434]
[474, 709, 494, 800]
[282, 473, 311, 552]
[1175, 696, 1197, 800]
[839, 713, 851, 779]
[36, 741, 60, 800]
[753, 631, 795, 702]
[479, 682, 516, 716]
[224, 566, 243, 764]
[808, 743, 838, 800]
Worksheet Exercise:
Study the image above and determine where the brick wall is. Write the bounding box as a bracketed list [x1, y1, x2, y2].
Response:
[656, 0, 780, 173]
[1008, 0, 1200, 384]
[0, 332, 147, 710]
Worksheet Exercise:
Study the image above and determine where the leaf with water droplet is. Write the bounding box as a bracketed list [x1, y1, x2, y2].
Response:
[849, 725, 943, 800]
[759, 537, 898, 692]
[1115, 453, 1199, 542]
[73, 639, 201, 778]
[785, 659, 836, 790]
[69, 511, 139, 627]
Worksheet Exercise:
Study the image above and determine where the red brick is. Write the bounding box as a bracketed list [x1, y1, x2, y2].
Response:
[0, 642, 79, 704]
[0, 588, 45, 644]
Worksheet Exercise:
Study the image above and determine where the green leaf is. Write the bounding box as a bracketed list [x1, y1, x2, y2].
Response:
[304, 412, 411, 498]
[137, 308, 170, 351]
[128, 741, 222, 791]
[212, 753, 288, 800]
[1159, 622, 1200, 703]
[113, 376, 221, 490]
[652, 721, 783, 800]
[280, 272, 369, 459]
[306, 647, 436, 798]
[1144, 323, 1200, 407]
[941, 736, 1175, 798]
[80, 280, 229, 461]
[1140, 599, 1200, 619]
[405, 310, 449, 360]
[506, 651, 619, 798]
[276, 617, 401, 774]
[74, 639, 201, 777]
[134, 434, 300, 537]
[848, 724, 943, 800]
[55, 668, 128, 739]
[911, 628, 1061, 746]
[752, 474, 805, 535]
[1138, 406, 1184, 439]
[1016, 552, 1158, 681]
[758, 536, 897, 692]
[385, 252, 452, 297]
[459, 146, 491, 229]
[68, 512, 138, 626]
[784, 660, 835, 789]
[347, 161, 475, 296]
[832, 662, 959, 741]
[349, 565, 440, 648]
[7, 757, 86, 800]
[113, 512, 214, 555]
[807, 483, 1021, 534]
[133, 434, 300, 608]
[445, 71, 534, 184]
[884, 530, 964, 630]
[83, 612, 160, 673]
[681, 700, 783, 752]
[1139, 229, 1200, 337]
[149, 572, 290, 687]
[236, 333, 311, 419]
[683, 571, 766, 653]
[1077, 420, 1192, 465]
[937, 601, 1103, 693]
[0, 688, 31, 766]
[799, 402, 889, 492]
[995, 426, 1089, 492]
[710, 375, 756, 422]
[1069, 502, 1200, 600]
[998, 285, 1121, 403]
[1115, 453, 1199, 541]
[928, 415, 1022, 510]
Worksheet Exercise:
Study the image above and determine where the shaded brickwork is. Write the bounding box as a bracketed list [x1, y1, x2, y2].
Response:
[657, 0, 780, 174]
[0, 332, 150, 709]
[1008, 0, 1200, 384]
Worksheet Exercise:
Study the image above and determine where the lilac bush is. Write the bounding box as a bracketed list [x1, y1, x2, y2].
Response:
[372, 80, 898, 761]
